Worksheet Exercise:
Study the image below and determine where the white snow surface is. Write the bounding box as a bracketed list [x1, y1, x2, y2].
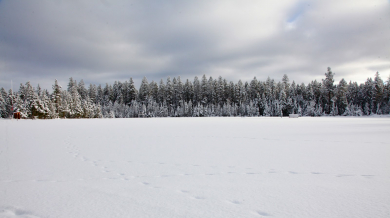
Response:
[0, 117, 389, 218]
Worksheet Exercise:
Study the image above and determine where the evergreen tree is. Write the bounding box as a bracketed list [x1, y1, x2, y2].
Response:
[52, 79, 62, 117]
[69, 85, 83, 118]
[96, 84, 103, 105]
[183, 79, 193, 103]
[165, 77, 173, 108]
[0, 88, 8, 118]
[78, 79, 88, 100]
[322, 67, 335, 114]
[373, 72, 384, 114]
[0, 93, 6, 118]
[88, 84, 97, 104]
[138, 76, 150, 103]
[67, 77, 77, 92]
[128, 78, 138, 103]
[282, 74, 290, 95]
[200, 75, 208, 105]
[193, 76, 201, 105]
[157, 79, 166, 104]
[216, 76, 225, 106]
[149, 81, 159, 102]
[336, 78, 348, 115]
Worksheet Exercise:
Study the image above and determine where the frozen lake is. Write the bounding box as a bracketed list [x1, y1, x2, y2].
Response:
[0, 117, 389, 218]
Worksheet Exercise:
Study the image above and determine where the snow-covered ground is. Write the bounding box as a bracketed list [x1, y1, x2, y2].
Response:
[0, 117, 389, 218]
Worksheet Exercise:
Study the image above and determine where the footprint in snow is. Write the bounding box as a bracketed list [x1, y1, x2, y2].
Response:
[256, 210, 271, 216]
[0, 206, 40, 218]
[228, 200, 242, 205]
[336, 174, 355, 177]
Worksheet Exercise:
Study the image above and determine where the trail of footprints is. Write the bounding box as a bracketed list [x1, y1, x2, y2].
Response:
[62, 139, 378, 217]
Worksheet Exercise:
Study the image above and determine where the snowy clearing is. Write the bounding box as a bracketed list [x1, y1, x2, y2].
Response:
[0, 117, 389, 218]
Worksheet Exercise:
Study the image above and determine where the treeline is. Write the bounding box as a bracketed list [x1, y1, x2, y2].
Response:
[0, 68, 389, 119]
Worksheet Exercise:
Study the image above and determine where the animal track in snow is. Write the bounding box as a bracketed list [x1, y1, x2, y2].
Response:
[256, 210, 271, 216]
[336, 174, 355, 177]
[192, 196, 206, 200]
[228, 200, 242, 205]
[0, 206, 41, 218]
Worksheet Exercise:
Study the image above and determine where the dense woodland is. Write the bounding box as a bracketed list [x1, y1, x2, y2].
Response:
[1, 68, 389, 119]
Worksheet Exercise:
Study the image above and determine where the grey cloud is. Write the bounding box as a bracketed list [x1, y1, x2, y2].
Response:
[0, 0, 389, 91]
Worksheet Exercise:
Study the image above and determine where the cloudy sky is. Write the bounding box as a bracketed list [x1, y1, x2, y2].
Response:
[0, 0, 389, 90]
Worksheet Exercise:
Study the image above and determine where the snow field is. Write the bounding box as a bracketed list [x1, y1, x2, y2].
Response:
[0, 117, 389, 218]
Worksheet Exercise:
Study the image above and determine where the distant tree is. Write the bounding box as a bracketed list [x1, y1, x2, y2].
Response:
[373, 72, 384, 114]
[336, 78, 348, 115]
[78, 79, 88, 100]
[157, 79, 166, 104]
[52, 79, 62, 116]
[322, 67, 335, 114]
[88, 84, 97, 104]
[183, 79, 193, 103]
[0, 93, 6, 118]
[149, 81, 159, 102]
[128, 78, 138, 103]
[67, 77, 77, 92]
[193, 76, 200, 105]
[69, 84, 83, 118]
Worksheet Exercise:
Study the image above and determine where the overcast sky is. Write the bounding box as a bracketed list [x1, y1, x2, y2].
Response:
[0, 0, 389, 91]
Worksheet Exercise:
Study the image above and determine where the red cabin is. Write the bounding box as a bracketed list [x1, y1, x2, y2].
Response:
[14, 112, 21, 119]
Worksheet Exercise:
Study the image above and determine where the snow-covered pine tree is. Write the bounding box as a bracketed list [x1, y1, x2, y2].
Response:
[207, 76, 216, 105]
[216, 76, 225, 106]
[373, 72, 384, 114]
[138, 77, 150, 104]
[193, 76, 200, 105]
[102, 83, 112, 106]
[88, 84, 97, 104]
[96, 84, 103, 106]
[78, 79, 88, 100]
[165, 77, 173, 109]
[52, 79, 63, 116]
[200, 75, 208, 106]
[67, 77, 77, 92]
[157, 79, 166, 104]
[336, 78, 348, 115]
[23, 82, 37, 119]
[0, 88, 8, 118]
[282, 74, 290, 95]
[183, 79, 193, 103]
[383, 76, 390, 114]
[322, 67, 335, 114]
[149, 81, 159, 103]
[0, 93, 6, 118]
[69, 81, 83, 118]
[363, 78, 375, 115]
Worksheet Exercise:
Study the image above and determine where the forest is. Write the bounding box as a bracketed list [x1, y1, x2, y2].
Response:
[0, 68, 389, 119]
